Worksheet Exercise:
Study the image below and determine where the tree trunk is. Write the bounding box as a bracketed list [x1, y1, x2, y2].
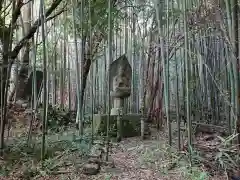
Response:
[77, 0, 118, 112]
[15, 0, 31, 101]
[0, 33, 12, 154]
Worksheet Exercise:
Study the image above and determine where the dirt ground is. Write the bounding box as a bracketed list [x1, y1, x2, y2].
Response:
[36, 132, 228, 180]
[1, 131, 228, 179]
[0, 108, 232, 179]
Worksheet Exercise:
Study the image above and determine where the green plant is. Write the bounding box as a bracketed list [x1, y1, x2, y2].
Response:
[39, 106, 75, 132]
[215, 134, 239, 171]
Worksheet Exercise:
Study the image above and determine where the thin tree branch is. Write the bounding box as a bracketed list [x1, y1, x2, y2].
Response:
[9, 0, 24, 32]
[45, 0, 63, 17]
[46, 8, 66, 22]
[10, 0, 64, 59]
[23, 0, 33, 5]
[0, 0, 12, 17]
[0, 0, 5, 13]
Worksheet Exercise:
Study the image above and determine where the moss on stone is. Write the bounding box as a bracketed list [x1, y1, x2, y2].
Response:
[92, 114, 141, 138]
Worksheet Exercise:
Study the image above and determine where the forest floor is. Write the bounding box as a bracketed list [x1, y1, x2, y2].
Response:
[0, 107, 234, 180]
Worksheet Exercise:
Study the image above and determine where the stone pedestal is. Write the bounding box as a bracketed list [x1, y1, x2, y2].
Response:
[110, 98, 124, 115]
[92, 114, 141, 138]
[110, 97, 124, 141]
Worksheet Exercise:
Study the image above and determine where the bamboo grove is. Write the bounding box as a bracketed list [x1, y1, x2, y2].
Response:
[0, 0, 239, 172]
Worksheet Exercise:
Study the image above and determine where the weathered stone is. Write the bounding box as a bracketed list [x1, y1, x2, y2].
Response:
[110, 55, 131, 104]
[21, 103, 28, 108]
[108, 55, 133, 141]
[109, 54, 132, 98]
[24, 109, 33, 114]
[15, 99, 28, 107]
[93, 140, 104, 146]
[110, 98, 124, 115]
[92, 114, 141, 138]
[15, 99, 24, 105]
[88, 157, 101, 163]
[82, 163, 100, 175]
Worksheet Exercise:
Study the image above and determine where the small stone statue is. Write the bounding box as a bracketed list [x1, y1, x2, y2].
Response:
[109, 54, 132, 141]
[110, 54, 132, 99]
[112, 67, 131, 97]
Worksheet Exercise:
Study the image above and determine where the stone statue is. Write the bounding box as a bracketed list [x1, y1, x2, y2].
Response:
[109, 54, 132, 115]
[92, 54, 140, 141]
[110, 54, 132, 99]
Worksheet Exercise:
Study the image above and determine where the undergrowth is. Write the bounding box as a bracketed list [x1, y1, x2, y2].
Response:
[39, 105, 76, 132]
[2, 106, 239, 180]
[139, 143, 210, 179]
[0, 133, 92, 179]
[137, 133, 240, 180]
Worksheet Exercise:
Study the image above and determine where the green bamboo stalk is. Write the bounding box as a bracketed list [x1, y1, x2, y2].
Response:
[183, 0, 192, 165]
[106, 0, 113, 161]
[40, 0, 47, 163]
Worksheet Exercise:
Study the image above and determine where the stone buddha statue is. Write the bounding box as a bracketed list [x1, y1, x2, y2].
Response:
[112, 65, 131, 98]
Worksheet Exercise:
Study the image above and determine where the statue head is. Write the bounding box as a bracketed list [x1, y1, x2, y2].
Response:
[114, 66, 128, 88]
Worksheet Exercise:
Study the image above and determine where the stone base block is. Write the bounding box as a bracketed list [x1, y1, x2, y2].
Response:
[92, 114, 141, 138]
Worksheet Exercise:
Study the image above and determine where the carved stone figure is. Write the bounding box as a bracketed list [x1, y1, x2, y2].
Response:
[92, 55, 140, 141]
[109, 54, 132, 115]
[110, 54, 132, 99]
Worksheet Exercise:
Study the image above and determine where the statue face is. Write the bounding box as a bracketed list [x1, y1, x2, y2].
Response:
[114, 73, 130, 89]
